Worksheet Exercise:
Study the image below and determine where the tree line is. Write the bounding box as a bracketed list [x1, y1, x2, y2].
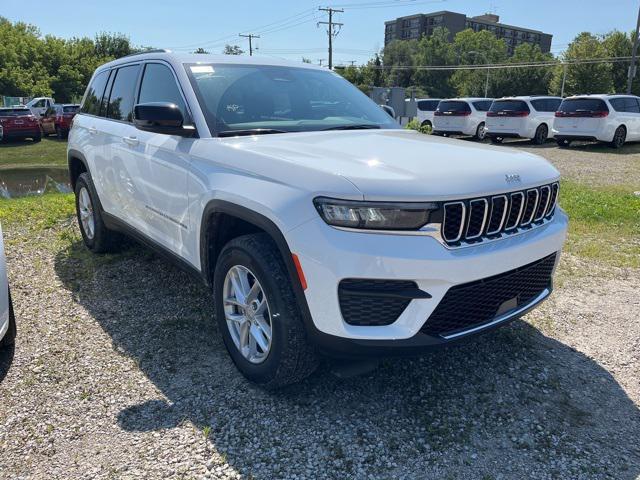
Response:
[338, 27, 639, 98]
[1, 15, 638, 104]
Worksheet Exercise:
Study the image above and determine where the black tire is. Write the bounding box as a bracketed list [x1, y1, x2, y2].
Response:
[611, 126, 626, 149]
[74, 172, 123, 253]
[475, 122, 486, 141]
[557, 138, 571, 148]
[0, 290, 16, 349]
[490, 136, 503, 144]
[56, 126, 65, 140]
[32, 133, 41, 143]
[421, 120, 432, 129]
[213, 233, 319, 388]
[532, 124, 548, 145]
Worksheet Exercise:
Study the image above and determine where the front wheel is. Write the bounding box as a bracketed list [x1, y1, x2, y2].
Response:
[214, 234, 318, 388]
[611, 126, 626, 149]
[532, 124, 548, 145]
[475, 122, 486, 141]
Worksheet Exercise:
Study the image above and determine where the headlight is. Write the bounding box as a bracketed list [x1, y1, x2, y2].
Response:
[313, 197, 439, 230]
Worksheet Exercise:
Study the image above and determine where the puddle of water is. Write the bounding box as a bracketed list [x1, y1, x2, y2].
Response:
[0, 167, 71, 198]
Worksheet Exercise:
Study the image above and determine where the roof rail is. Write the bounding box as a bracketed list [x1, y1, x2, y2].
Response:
[119, 48, 171, 59]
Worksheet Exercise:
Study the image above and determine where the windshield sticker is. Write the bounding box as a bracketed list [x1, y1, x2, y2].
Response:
[190, 65, 214, 74]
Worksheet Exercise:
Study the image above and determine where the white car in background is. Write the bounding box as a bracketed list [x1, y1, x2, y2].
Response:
[432, 97, 493, 140]
[25, 97, 55, 117]
[414, 98, 442, 128]
[0, 225, 16, 350]
[553, 94, 639, 149]
[486, 96, 562, 145]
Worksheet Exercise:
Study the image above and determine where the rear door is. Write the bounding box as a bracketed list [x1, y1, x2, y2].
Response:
[123, 61, 193, 255]
[100, 64, 143, 227]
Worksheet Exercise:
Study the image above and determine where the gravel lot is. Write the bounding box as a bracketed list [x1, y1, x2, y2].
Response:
[0, 142, 639, 479]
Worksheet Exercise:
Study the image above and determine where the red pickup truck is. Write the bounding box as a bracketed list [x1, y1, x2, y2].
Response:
[0, 107, 42, 142]
[41, 104, 80, 139]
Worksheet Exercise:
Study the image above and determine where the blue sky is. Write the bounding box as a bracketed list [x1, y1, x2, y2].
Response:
[2, 0, 637, 65]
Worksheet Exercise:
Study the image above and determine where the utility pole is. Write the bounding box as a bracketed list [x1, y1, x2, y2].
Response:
[318, 59, 325, 67]
[627, 4, 640, 93]
[560, 63, 568, 97]
[348, 60, 356, 66]
[239, 33, 260, 56]
[318, 7, 343, 69]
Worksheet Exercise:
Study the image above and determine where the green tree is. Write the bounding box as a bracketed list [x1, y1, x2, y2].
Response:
[450, 29, 508, 97]
[412, 27, 456, 98]
[602, 30, 633, 93]
[193, 47, 210, 54]
[382, 40, 418, 88]
[223, 44, 244, 55]
[492, 43, 556, 96]
[94, 32, 134, 58]
[550, 32, 613, 96]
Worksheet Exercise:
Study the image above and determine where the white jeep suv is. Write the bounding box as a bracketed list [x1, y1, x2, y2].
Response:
[68, 51, 568, 387]
[486, 96, 562, 145]
[553, 94, 639, 148]
[432, 97, 493, 140]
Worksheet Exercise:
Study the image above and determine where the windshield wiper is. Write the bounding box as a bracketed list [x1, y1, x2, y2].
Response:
[322, 124, 381, 131]
[217, 128, 288, 137]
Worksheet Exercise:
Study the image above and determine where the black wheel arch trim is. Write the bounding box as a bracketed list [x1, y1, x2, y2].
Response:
[67, 148, 89, 189]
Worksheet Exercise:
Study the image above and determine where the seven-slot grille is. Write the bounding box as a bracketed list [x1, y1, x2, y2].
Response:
[441, 183, 558, 246]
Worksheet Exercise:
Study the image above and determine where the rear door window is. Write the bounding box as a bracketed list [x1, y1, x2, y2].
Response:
[437, 101, 471, 113]
[472, 100, 493, 111]
[417, 100, 439, 111]
[489, 100, 530, 113]
[558, 98, 609, 114]
[105, 64, 141, 122]
[80, 70, 110, 116]
[137, 63, 187, 118]
[624, 97, 640, 113]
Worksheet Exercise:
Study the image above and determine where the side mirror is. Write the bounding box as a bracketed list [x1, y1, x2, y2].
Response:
[133, 102, 195, 137]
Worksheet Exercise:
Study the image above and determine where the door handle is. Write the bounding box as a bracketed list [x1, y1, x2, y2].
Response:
[88, 127, 97, 135]
[123, 136, 139, 147]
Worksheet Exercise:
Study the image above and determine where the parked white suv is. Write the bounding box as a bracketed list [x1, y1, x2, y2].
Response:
[552, 94, 639, 149]
[414, 98, 441, 128]
[68, 51, 567, 387]
[486, 96, 562, 145]
[432, 98, 493, 140]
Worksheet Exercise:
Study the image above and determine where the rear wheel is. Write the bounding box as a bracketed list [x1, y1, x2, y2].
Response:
[557, 138, 571, 148]
[611, 126, 626, 149]
[214, 234, 318, 388]
[475, 122, 486, 141]
[75, 172, 123, 253]
[532, 124, 548, 145]
[421, 120, 432, 129]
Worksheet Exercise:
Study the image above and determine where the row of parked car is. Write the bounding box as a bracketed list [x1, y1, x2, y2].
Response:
[411, 94, 638, 149]
[0, 100, 79, 142]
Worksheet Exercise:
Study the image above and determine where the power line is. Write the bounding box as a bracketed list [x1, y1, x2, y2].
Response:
[239, 34, 260, 56]
[318, 7, 344, 69]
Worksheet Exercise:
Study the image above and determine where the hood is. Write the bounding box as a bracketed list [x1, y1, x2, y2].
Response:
[220, 129, 560, 201]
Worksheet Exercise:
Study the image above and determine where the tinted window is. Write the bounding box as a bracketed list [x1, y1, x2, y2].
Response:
[611, 97, 640, 113]
[489, 100, 529, 113]
[437, 101, 471, 113]
[80, 70, 110, 116]
[626, 97, 640, 113]
[138, 63, 187, 117]
[33, 99, 46, 108]
[106, 65, 141, 122]
[530, 98, 562, 112]
[472, 100, 493, 111]
[187, 64, 398, 134]
[0, 108, 31, 117]
[417, 100, 439, 111]
[63, 105, 79, 113]
[558, 98, 608, 113]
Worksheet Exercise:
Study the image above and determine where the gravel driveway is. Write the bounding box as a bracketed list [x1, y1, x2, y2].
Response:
[0, 214, 638, 480]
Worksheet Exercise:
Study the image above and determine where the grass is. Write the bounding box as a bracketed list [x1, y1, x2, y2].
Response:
[559, 180, 640, 268]
[0, 180, 637, 269]
[0, 138, 67, 169]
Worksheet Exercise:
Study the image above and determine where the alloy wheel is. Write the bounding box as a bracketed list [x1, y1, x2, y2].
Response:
[78, 186, 95, 240]
[223, 265, 273, 364]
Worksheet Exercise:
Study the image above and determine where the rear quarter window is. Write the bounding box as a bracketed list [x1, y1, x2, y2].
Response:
[81, 70, 110, 116]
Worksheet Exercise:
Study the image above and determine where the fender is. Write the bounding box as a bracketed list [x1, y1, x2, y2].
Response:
[199, 200, 321, 341]
[67, 148, 89, 189]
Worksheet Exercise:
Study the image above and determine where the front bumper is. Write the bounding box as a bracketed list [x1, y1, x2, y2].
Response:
[286, 210, 568, 355]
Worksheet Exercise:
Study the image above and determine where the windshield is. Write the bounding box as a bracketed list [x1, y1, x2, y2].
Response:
[185, 64, 399, 135]
[0, 108, 31, 117]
